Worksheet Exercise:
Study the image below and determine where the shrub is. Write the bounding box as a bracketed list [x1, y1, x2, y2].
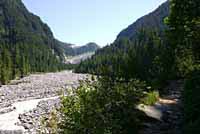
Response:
[39, 110, 60, 134]
[59, 78, 147, 134]
[183, 69, 200, 133]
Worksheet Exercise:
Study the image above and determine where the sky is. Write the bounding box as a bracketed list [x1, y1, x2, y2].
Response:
[22, 0, 166, 46]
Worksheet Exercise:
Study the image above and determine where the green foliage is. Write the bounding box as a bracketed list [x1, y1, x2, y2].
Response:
[142, 90, 159, 105]
[167, 0, 200, 133]
[76, 29, 172, 88]
[60, 78, 147, 134]
[0, 47, 12, 84]
[39, 110, 59, 134]
[0, 43, 68, 84]
[183, 69, 200, 133]
[168, 0, 200, 77]
[175, 48, 196, 76]
[62, 64, 78, 70]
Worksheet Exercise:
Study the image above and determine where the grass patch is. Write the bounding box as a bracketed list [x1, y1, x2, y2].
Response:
[142, 90, 159, 105]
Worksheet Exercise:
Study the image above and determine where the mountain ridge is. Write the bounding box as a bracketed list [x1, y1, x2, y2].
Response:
[72, 42, 100, 56]
[116, 1, 169, 41]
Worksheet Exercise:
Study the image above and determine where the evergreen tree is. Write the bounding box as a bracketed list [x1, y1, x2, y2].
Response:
[0, 47, 12, 84]
[168, 0, 200, 133]
[13, 45, 21, 78]
[168, 0, 200, 76]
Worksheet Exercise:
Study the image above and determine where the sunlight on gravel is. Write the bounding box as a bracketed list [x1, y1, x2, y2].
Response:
[0, 70, 88, 133]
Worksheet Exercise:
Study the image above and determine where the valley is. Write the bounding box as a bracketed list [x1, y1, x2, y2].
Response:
[0, 0, 199, 133]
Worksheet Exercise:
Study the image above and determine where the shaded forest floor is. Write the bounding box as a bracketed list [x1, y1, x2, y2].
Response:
[139, 80, 184, 134]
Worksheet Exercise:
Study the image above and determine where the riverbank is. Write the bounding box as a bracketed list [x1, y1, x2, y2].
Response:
[0, 70, 87, 133]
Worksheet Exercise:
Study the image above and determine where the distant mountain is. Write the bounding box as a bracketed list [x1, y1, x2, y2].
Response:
[58, 42, 99, 56]
[117, 1, 169, 41]
[73, 42, 100, 56]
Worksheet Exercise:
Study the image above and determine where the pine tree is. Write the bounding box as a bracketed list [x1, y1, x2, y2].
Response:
[13, 44, 21, 78]
[0, 48, 12, 84]
[168, 0, 200, 76]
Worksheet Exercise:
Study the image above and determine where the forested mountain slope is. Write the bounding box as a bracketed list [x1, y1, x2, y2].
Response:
[55, 40, 75, 56]
[0, 0, 66, 58]
[0, 0, 71, 84]
[117, 1, 169, 41]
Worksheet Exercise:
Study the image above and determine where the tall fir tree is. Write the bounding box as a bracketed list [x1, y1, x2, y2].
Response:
[168, 0, 200, 76]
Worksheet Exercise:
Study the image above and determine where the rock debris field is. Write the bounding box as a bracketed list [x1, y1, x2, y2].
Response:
[0, 70, 88, 134]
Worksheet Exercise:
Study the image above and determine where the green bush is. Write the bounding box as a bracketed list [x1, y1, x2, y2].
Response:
[183, 69, 200, 134]
[59, 78, 147, 134]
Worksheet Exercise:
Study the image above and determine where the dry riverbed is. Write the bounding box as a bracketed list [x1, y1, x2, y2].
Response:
[0, 70, 88, 134]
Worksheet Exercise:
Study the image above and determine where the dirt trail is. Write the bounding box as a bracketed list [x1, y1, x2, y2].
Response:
[139, 80, 184, 134]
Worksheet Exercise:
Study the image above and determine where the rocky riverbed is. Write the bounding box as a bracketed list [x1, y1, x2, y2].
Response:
[0, 70, 88, 134]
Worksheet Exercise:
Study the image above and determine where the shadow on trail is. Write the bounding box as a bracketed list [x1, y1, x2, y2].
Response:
[139, 80, 184, 134]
